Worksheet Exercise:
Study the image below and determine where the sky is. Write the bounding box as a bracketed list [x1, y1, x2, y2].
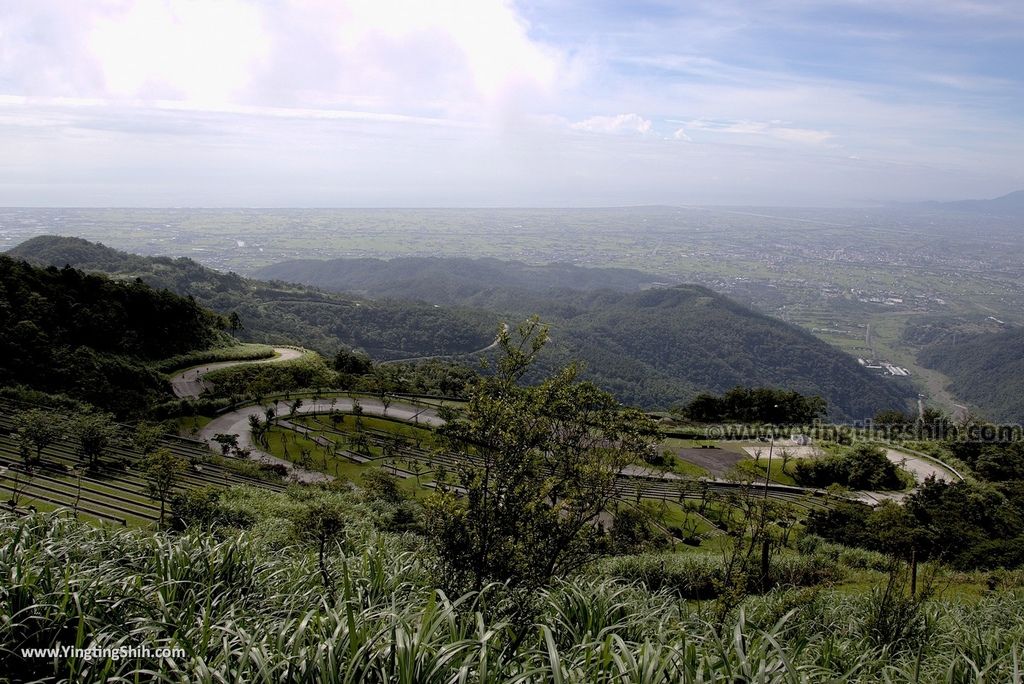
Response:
[0, 0, 1022, 207]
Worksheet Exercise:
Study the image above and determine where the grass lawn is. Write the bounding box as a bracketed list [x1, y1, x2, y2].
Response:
[174, 415, 214, 437]
[265, 425, 437, 496]
[740, 457, 798, 486]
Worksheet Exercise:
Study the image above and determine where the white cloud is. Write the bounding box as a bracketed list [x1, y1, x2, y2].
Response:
[673, 127, 692, 141]
[570, 113, 652, 135]
[683, 119, 833, 146]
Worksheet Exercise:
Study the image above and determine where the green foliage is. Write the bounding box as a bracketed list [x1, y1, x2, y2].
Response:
[918, 326, 1024, 423]
[425, 318, 659, 595]
[151, 343, 275, 374]
[140, 448, 189, 528]
[68, 412, 121, 469]
[0, 256, 230, 416]
[11, 236, 499, 361]
[597, 551, 844, 600]
[203, 352, 336, 398]
[5, 509, 1024, 682]
[792, 444, 907, 490]
[679, 386, 828, 424]
[333, 347, 373, 375]
[808, 477, 1024, 570]
[12, 408, 66, 465]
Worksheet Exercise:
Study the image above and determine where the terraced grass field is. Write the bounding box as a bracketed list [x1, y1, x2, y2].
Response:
[0, 402, 288, 527]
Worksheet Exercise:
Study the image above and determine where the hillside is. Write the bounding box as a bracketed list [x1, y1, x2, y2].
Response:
[255, 255, 667, 304]
[9, 236, 499, 361]
[214, 247, 910, 419]
[918, 326, 1024, 423]
[499, 285, 915, 419]
[0, 255, 229, 415]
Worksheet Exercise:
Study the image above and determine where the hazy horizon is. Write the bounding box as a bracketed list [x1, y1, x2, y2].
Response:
[3, 1, 1023, 208]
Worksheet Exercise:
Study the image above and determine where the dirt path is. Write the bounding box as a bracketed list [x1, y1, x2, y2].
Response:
[170, 347, 304, 399]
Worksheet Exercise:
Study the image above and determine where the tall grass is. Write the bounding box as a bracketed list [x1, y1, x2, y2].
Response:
[2, 511, 1024, 682]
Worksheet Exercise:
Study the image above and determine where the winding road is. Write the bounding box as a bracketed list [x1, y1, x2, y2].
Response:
[170, 347, 305, 399]
[176, 344, 962, 498]
[199, 397, 443, 483]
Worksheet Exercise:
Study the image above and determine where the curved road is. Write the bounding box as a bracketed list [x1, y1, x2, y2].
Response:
[379, 323, 508, 366]
[170, 347, 304, 399]
[199, 397, 443, 483]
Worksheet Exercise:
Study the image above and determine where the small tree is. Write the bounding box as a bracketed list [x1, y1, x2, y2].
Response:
[425, 317, 657, 595]
[142, 448, 188, 528]
[71, 413, 120, 469]
[133, 422, 164, 457]
[14, 409, 65, 466]
[293, 499, 348, 594]
[212, 433, 239, 457]
[351, 398, 364, 432]
[248, 414, 266, 447]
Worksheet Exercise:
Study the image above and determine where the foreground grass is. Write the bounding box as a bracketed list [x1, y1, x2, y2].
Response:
[3, 509, 1024, 683]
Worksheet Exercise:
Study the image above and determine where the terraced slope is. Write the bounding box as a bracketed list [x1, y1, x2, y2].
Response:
[0, 403, 287, 526]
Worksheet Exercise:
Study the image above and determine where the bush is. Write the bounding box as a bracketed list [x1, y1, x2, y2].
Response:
[793, 444, 906, 490]
[152, 343, 276, 374]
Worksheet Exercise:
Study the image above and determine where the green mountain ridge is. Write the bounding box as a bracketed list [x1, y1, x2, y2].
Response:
[25, 236, 919, 420]
[255, 255, 667, 305]
[8, 235, 499, 362]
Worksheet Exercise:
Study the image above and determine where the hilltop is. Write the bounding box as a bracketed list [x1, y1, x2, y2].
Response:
[256, 255, 667, 305]
[9, 235, 499, 361]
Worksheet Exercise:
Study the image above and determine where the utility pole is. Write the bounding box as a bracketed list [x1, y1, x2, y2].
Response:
[763, 404, 779, 500]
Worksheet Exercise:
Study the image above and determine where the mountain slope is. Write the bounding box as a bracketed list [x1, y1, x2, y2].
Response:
[8, 236, 498, 361]
[927, 190, 1024, 215]
[0, 255, 229, 415]
[505, 286, 915, 419]
[10, 236, 916, 418]
[918, 327, 1024, 423]
[243, 251, 913, 420]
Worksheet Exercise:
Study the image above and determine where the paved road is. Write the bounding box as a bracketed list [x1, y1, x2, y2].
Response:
[199, 396, 957, 502]
[884, 447, 954, 484]
[199, 397, 442, 483]
[170, 347, 304, 399]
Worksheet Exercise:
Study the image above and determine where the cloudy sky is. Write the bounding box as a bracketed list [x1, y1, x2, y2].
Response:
[1, 0, 1022, 206]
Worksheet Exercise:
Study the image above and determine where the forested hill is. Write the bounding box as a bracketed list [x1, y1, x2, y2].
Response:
[918, 326, 1024, 423]
[10, 236, 914, 418]
[0, 256, 227, 415]
[9, 236, 498, 361]
[497, 285, 915, 420]
[255, 256, 667, 304]
[249, 253, 914, 419]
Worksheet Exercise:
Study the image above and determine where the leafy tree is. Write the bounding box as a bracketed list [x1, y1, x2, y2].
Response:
[425, 317, 658, 595]
[212, 433, 239, 456]
[13, 408, 65, 466]
[793, 444, 905, 490]
[293, 499, 348, 594]
[361, 469, 405, 505]
[132, 422, 165, 456]
[141, 448, 188, 528]
[333, 348, 373, 375]
[70, 413, 120, 469]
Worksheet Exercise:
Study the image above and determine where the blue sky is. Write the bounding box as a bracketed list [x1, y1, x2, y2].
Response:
[0, 0, 1021, 206]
